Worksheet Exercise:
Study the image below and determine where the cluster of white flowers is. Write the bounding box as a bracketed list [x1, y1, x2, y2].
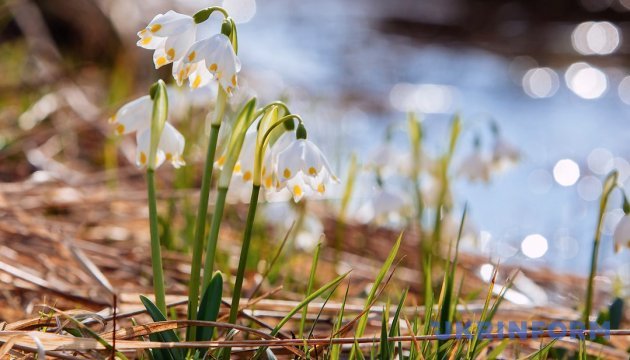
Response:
[137, 10, 241, 93]
[218, 122, 339, 202]
[111, 8, 242, 170]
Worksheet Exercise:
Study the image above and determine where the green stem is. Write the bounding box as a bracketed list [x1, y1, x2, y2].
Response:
[187, 87, 227, 341]
[584, 171, 617, 330]
[202, 186, 229, 289]
[222, 185, 260, 360]
[229, 185, 261, 324]
[146, 169, 167, 315]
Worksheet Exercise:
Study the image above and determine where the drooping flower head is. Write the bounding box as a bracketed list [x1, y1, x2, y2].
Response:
[137, 11, 197, 69]
[183, 33, 241, 93]
[109, 89, 185, 169]
[137, 7, 241, 94]
[275, 123, 339, 202]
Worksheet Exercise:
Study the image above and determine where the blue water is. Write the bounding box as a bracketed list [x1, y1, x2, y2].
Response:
[216, 1, 630, 276]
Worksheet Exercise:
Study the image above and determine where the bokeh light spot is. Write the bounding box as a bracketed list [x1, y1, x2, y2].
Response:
[522, 67, 559, 98]
[521, 234, 548, 259]
[565, 63, 607, 99]
[553, 159, 580, 186]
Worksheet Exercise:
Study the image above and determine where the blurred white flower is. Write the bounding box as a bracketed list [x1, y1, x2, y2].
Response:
[137, 11, 198, 69]
[110, 95, 185, 169]
[457, 151, 492, 182]
[492, 137, 520, 171]
[182, 34, 241, 93]
[356, 188, 408, 224]
[612, 214, 630, 252]
[275, 137, 339, 202]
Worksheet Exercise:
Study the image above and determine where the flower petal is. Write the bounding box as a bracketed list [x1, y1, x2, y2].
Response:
[147, 10, 194, 37]
[111, 95, 152, 135]
[136, 128, 165, 169]
[159, 122, 186, 168]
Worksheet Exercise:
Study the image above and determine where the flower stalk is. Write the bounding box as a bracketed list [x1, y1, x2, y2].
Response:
[584, 170, 618, 329]
[186, 86, 227, 339]
[202, 98, 258, 288]
[147, 80, 169, 315]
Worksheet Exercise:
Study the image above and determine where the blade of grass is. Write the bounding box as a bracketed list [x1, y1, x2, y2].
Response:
[349, 233, 403, 359]
[299, 241, 321, 339]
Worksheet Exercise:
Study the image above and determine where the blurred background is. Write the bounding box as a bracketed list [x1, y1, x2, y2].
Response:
[1, 0, 629, 281]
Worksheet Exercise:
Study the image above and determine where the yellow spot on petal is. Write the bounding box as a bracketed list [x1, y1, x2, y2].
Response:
[265, 176, 272, 188]
[243, 171, 252, 181]
[141, 36, 152, 45]
[234, 163, 241, 172]
[166, 48, 175, 60]
[192, 75, 202, 89]
[317, 183, 325, 193]
[231, 74, 237, 86]
[293, 185, 303, 197]
[116, 124, 125, 135]
[217, 155, 226, 166]
[262, 166, 266, 176]
[140, 152, 147, 165]
[283, 168, 291, 178]
[188, 51, 196, 62]
[108, 115, 117, 124]
[156, 56, 167, 67]
[209, 63, 218, 72]
[308, 167, 317, 176]
[178, 69, 185, 81]
[139, 29, 148, 36]
[165, 153, 173, 161]
[226, 86, 233, 95]
[150, 24, 162, 33]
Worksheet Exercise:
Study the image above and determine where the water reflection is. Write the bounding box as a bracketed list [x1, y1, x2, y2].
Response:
[571, 21, 620, 55]
[522, 67, 559, 98]
[553, 159, 580, 187]
[565, 63, 608, 99]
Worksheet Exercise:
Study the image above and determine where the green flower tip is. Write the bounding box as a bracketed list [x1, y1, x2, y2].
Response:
[149, 79, 166, 100]
[193, 9, 211, 24]
[296, 123, 307, 140]
[221, 20, 233, 37]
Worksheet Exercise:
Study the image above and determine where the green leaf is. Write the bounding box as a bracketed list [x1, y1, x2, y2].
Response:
[196, 272, 223, 342]
[486, 339, 509, 360]
[379, 308, 389, 360]
[139, 295, 184, 360]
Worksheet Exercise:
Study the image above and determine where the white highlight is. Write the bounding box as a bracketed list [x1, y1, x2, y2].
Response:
[522, 67, 559, 98]
[565, 63, 607, 99]
[571, 21, 620, 55]
[553, 159, 580, 186]
[521, 234, 548, 259]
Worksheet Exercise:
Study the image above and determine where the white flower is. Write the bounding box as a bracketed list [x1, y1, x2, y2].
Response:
[613, 214, 630, 252]
[182, 34, 241, 93]
[137, 11, 198, 69]
[108, 95, 152, 135]
[136, 122, 186, 169]
[110, 95, 185, 169]
[356, 188, 408, 224]
[492, 137, 520, 171]
[217, 128, 293, 190]
[275, 138, 339, 202]
[457, 151, 492, 182]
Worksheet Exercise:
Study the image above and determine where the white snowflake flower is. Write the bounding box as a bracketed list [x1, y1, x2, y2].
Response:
[137, 11, 198, 69]
[275, 137, 339, 202]
[182, 34, 241, 93]
[136, 122, 186, 169]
